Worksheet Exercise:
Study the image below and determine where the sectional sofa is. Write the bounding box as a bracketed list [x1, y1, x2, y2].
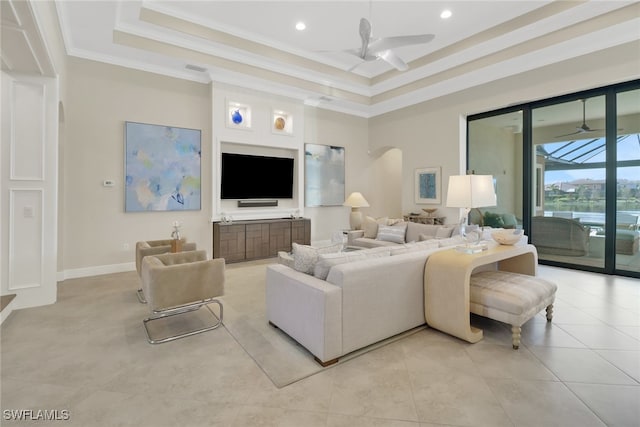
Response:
[265, 235, 465, 366]
[346, 217, 462, 249]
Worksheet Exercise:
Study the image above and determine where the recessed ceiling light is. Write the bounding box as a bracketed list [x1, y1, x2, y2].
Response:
[440, 10, 452, 19]
[295, 21, 306, 31]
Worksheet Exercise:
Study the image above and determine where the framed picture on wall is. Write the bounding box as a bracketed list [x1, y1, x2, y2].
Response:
[125, 121, 201, 212]
[304, 143, 345, 206]
[414, 167, 441, 204]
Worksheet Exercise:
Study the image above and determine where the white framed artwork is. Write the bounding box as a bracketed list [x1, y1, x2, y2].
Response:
[414, 167, 441, 204]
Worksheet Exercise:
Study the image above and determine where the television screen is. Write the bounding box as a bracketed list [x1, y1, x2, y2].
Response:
[221, 153, 294, 199]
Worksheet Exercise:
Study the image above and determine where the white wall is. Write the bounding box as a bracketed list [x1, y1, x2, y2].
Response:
[59, 60, 378, 275]
[57, 39, 639, 277]
[303, 106, 372, 242]
[369, 40, 640, 226]
[211, 83, 305, 222]
[62, 58, 213, 278]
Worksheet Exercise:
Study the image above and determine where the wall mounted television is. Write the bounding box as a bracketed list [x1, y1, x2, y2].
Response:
[221, 152, 294, 199]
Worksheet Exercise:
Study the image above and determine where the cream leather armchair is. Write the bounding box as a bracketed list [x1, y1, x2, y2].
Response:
[141, 250, 225, 344]
[135, 239, 196, 303]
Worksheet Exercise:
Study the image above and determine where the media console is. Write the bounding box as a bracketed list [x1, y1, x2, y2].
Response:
[213, 218, 310, 263]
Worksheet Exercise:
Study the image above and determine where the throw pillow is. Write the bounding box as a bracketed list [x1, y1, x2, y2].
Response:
[292, 242, 342, 275]
[363, 216, 387, 239]
[483, 212, 505, 228]
[376, 223, 407, 243]
[419, 234, 435, 241]
[314, 250, 391, 280]
[501, 213, 518, 229]
[435, 226, 454, 238]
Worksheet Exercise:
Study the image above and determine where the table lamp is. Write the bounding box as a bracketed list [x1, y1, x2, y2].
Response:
[446, 175, 496, 249]
[343, 192, 370, 230]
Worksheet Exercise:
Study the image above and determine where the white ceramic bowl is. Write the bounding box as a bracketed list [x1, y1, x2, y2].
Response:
[491, 230, 522, 245]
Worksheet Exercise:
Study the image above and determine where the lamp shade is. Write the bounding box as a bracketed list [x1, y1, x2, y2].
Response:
[343, 192, 370, 208]
[446, 175, 496, 208]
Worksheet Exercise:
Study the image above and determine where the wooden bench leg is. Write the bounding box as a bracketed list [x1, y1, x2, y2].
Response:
[546, 304, 554, 322]
[511, 325, 521, 350]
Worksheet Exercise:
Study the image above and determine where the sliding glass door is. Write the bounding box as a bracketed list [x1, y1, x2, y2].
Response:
[615, 89, 640, 274]
[531, 95, 606, 269]
[468, 80, 639, 278]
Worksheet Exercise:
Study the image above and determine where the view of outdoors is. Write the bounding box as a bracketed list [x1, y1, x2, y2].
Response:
[469, 86, 639, 276]
[540, 135, 640, 223]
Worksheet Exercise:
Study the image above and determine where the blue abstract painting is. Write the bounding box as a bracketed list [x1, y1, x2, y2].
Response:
[125, 122, 201, 212]
[414, 167, 441, 204]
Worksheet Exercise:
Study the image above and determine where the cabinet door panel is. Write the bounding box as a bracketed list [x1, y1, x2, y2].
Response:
[269, 222, 292, 256]
[246, 223, 270, 259]
[215, 224, 246, 262]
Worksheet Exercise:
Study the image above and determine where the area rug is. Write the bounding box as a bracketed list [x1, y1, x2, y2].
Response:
[220, 259, 426, 388]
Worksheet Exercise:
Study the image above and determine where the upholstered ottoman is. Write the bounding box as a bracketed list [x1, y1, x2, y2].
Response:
[469, 271, 557, 349]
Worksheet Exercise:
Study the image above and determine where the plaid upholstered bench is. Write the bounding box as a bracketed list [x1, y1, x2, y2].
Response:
[469, 271, 557, 349]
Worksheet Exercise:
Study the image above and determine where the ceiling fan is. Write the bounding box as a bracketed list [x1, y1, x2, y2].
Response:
[345, 17, 435, 72]
[555, 99, 604, 138]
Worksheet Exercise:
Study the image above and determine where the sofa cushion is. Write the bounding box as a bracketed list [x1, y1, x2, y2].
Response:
[353, 237, 398, 248]
[483, 212, 505, 228]
[376, 223, 407, 243]
[363, 216, 387, 238]
[313, 250, 391, 280]
[435, 226, 454, 238]
[406, 222, 441, 242]
[292, 242, 343, 275]
[501, 213, 518, 229]
[389, 240, 440, 255]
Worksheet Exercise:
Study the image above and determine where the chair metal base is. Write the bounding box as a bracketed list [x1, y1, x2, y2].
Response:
[143, 299, 223, 344]
[136, 288, 147, 304]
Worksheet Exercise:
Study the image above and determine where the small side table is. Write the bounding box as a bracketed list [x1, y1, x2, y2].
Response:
[404, 215, 446, 225]
[170, 239, 183, 253]
[424, 244, 537, 343]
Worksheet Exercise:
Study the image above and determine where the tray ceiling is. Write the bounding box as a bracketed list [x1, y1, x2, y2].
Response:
[3, 1, 640, 117]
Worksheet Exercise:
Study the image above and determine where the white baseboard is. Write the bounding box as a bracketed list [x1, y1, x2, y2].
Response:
[58, 262, 135, 281]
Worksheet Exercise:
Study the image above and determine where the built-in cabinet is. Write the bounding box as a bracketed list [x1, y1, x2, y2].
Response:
[213, 218, 310, 262]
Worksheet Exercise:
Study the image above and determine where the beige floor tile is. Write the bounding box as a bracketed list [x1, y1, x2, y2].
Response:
[465, 344, 558, 381]
[544, 300, 605, 326]
[566, 383, 640, 427]
[2, 264, 638, 426]
[329, 359, 418, 421]
[326, 413, 423, 426]
[486, 378, 606, 427]
[410, 368, 514, 426]
[519, 319, 587, 348]
[529, 346, 637, 384]
[559, 323, 640, 350]
[595, 349, 640, 383]
[615, 325, 640, 341]
[232, 405, 327, 427]
[580, 305, 640, 327]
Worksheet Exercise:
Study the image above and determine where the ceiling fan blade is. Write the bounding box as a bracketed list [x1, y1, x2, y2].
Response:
[358, 18, 372, 58]
[368, 34, 435, 54]
[554, 129, 584, 138]
[377, 49, 408, 71]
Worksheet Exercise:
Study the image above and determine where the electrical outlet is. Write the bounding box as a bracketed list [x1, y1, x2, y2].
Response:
[123, 243, 130, 251]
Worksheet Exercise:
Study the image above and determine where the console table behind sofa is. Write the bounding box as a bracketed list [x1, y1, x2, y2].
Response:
[213, 218, 310, 262]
